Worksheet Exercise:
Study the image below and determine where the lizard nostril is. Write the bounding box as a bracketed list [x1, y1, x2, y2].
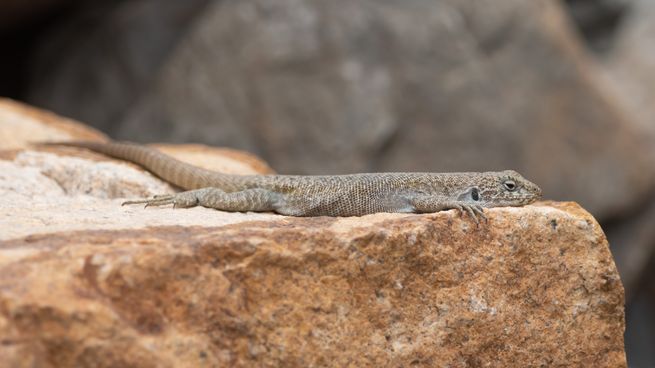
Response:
[533, 186, 543, 199]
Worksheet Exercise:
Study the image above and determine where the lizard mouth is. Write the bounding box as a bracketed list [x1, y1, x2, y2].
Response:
[502, 193, 540, 206]
[523, 193, 541, 204]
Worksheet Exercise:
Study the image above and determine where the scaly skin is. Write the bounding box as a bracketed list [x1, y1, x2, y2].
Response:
[44, 141, 542, 220]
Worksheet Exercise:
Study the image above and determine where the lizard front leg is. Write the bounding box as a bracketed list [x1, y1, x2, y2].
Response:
[410, 196, 487, 224]
[123, 188, 281, 212]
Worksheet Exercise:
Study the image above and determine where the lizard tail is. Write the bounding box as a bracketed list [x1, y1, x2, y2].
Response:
[36, 141, 252, 191]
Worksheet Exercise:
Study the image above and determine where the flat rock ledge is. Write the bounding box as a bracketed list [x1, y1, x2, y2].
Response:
[0, 205, 626, 367]
[0, 100, 626, 367]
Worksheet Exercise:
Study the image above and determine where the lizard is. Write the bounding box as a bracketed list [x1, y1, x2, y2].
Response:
[41, 141, 542, 221]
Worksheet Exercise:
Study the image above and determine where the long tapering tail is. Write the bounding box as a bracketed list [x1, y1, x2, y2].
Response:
[37, 141, 252, 191]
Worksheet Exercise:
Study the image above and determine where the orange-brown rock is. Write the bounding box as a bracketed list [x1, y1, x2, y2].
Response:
[0, 204, 627, 367]
[0, 100, 627, 367]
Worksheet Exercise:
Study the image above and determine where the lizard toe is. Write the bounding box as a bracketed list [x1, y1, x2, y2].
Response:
[472, 205, 487, 222]
[123, 194, 176, 208]
[462, 205, 480, 226]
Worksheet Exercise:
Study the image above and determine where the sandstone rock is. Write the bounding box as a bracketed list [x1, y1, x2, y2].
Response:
[152, 143, 275, 176]
[0, 102, 628, 367]
[0, 99, 275, 240]
[0, 98, 106, 150]
[26, 0, 655, 221]
[0, 197, 628, 366]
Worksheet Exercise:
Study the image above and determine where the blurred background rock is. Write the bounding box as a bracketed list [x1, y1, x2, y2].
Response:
[1, 0, 653, 365]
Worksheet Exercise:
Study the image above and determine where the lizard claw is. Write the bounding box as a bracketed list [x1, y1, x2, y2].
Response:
[459, 204, 486, 226]
[462, 205, 477, 224]
[472, 205, 487, 223]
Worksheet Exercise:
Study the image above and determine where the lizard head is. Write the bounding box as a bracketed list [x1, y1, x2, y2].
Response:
[462, 170, 542, 207]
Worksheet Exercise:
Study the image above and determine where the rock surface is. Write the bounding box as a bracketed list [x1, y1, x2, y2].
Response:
[0, 100, 628, 367]
[0, 98, 276, 239]
[0, 203, 627, 367]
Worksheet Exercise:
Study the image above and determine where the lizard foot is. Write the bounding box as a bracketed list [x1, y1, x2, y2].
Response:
[453, 203, 487, 225]
[412, 198, 487, 225]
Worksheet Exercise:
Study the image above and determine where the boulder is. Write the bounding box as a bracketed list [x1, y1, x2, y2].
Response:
[26, 0, 655, 221]
[594, 0, 655, 297]
[0, 99, 627, 367]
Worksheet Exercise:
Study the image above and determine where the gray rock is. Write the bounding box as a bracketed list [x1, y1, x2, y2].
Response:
[118, 0, 655, 220]
[27, 0, 210, 133]
[26, 0, 655, 221]
[598, 0, 655, 298]
[563, 0, 630, 53]
[596, 3, 655, 364]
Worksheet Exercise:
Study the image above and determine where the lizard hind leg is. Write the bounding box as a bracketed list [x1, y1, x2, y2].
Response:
[123, 187, 281, 212]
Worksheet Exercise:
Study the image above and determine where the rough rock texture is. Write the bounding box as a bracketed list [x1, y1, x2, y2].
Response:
[0, 203, 627, 367]
[0, 99, 276, 239]
[0, 100, 628, 367]
[25, 0, 655, 221]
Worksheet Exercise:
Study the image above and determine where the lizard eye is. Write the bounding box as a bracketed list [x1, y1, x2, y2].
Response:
[471, 187, 480, 201]
[503, 180, 517, 191]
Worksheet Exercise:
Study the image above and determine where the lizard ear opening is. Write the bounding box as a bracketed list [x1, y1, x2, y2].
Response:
[471, 187, 480, 201]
